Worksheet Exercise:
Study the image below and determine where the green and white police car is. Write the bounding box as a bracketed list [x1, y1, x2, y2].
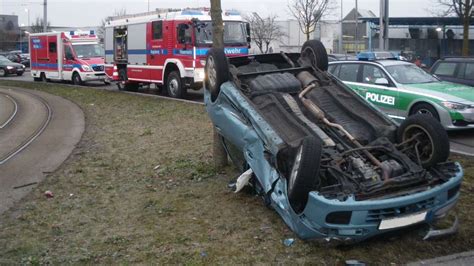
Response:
[328, 60, 474, 129]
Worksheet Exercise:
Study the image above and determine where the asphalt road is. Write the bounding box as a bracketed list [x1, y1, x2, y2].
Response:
[0, 86, 84, 214]
[2, 72, 473, 156]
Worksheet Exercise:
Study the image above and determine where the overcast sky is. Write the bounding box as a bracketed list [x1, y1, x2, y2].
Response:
[1, 0, 443, 27]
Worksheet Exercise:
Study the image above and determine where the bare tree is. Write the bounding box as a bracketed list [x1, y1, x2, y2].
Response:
[289, 0, 334, 41]
[246, 13, 285, 54]
[437, 0, 473, 55]
[30, 17, 50, 33]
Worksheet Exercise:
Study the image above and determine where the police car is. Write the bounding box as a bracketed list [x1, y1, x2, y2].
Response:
[328, 59, 474, 129]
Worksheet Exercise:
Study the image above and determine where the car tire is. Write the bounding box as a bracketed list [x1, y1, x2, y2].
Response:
[300, 40, 329, 71]
[410, 103, 440, 121]
[287, 136, 322, 213]
[72, 72, 83, 86]
[17, 72, 23, 76]
[40, 72, 49, 82]
[205, 48, 229, 102]
[397, 114, 449, 168]
[166, 71, 186, 98]
[0, 68, 7, 77]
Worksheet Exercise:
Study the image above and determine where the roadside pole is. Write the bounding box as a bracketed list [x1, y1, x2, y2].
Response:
[210, 0, 228, 169]
[43, 0, 47, 32]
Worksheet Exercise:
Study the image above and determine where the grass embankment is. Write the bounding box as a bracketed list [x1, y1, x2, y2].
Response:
[0, 80, 473, 264]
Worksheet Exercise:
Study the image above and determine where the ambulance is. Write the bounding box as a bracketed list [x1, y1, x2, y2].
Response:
[104, 8, 250, 98]
[29, 30, 106, 85]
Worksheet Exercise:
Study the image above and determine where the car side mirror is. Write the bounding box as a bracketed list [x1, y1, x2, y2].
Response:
[375, 78, 389, 86]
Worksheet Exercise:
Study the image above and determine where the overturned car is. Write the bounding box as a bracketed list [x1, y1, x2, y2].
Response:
[203, 40, 462, 242]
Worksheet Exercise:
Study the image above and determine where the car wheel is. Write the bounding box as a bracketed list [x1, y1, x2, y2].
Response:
[299, 40, 329, 71]
[287, 136, 322, 214]
[410, 103, 440, 121]
[397, 114, 449, 168]
[40, 72, 49, 82]
[205, 48, 229, 102]
[0, 68, 6, 77]
[17, 72, 23, 76]
[166, 71, 185, 98]
[72, 72, 83, 86]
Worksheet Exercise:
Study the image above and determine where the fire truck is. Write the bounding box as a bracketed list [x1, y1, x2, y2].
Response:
[104, 8, 250, 98]
[29, 30, 106, 85]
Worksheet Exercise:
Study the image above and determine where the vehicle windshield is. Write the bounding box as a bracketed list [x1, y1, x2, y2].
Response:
[195, 21, 247, 46]
[385, 64, 438, 84]
[72, 43, 104, 59]
[0, 56, 11, 63]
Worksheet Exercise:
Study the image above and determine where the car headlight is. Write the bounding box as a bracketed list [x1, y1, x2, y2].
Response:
[6, 66, 14, 70]
[81, 65, 91, 72]
[441, 101, 470, 110]
[22, 65, 25, 68]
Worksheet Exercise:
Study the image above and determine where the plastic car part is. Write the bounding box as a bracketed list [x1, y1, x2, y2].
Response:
[235, 168, 253, 193]
[423, 215, 459, 240]
[205, 48, 230, 102]
[249, 72, 301, 97]
[397, 114, 450, 168]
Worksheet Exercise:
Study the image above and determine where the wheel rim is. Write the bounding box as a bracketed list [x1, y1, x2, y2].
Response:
[403, 124, 434, 164]
[73, 75, 79, 84]
[206, 56, 217, 90]
[301, 46, 318, 69]
[416, 108, 434, 117]
[289, 146, 303, 192]
[168, 78, 179, 96]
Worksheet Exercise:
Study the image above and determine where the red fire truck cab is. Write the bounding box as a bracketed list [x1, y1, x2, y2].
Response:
[104, 8, 250, 98]
[29, 31, 106, 85]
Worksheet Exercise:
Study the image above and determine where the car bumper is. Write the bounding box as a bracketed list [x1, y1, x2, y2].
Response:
[82, 72, 106, 82]
[271, 163, 463, 242]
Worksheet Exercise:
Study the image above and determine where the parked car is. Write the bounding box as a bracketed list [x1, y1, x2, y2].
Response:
[203, 40, 462, 243]
[430, 57, 474, 87]
[5, 51, 30, 67]
[0, 55, 25, 76]
[328, 60, 474, 129]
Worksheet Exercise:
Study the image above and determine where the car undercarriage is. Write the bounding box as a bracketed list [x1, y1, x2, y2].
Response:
[203, 40, 462, 242]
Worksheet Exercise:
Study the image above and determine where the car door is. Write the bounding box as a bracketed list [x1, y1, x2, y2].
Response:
[360, 64, 399, 117]
[333, 63, 363, 93]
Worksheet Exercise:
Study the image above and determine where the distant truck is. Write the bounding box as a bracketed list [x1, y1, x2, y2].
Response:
[104, 8, 250, 98]
[29, 30, 106, 85]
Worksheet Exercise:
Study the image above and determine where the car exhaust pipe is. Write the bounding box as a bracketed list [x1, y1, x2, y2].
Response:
[296, 71, 389, 180]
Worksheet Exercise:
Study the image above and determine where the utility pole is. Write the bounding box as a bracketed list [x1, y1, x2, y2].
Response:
[355, 0, 358, 53]
[339, 0, 343, 53]
[43, 0, 47, 32]
[379, 0, 389, 50]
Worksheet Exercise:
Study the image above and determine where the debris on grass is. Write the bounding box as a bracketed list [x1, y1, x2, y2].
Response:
[283, 238, 295, 247]
[44, 190, 54, 198]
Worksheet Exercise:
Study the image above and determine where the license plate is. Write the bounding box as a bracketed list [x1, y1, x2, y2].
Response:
[378, 211, 427, 230]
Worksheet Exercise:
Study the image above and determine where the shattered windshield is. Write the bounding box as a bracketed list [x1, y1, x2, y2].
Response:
[72, 43, 104, 59]
[195, 21, 247, 46]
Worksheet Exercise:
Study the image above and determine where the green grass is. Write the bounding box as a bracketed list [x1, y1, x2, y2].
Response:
[0, 80, 473, 264]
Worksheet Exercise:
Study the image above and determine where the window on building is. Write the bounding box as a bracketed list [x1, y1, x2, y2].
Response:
[338, 64, 360, 82]
[434, 62, 457, 76]
[152, 21, 163, 40]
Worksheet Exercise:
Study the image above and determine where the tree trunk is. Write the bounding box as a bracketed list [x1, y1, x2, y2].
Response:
[210, 0, 224, 49]
[462, 14, 470, 56]
[210, 0, 227, 169]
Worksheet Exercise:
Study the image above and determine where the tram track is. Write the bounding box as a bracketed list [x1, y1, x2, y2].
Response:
[0, 93, 18, 129]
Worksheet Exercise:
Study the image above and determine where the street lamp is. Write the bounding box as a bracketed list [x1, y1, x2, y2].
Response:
[25, 8, 30, 28]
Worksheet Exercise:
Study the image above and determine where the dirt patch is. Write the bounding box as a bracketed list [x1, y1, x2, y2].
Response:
[0, 80, 473, 264]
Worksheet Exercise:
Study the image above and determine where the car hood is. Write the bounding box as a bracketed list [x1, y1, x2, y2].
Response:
[77, 57, 104, 66]
[404, 82, 474, 104]
[0, 62, 23, 68]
